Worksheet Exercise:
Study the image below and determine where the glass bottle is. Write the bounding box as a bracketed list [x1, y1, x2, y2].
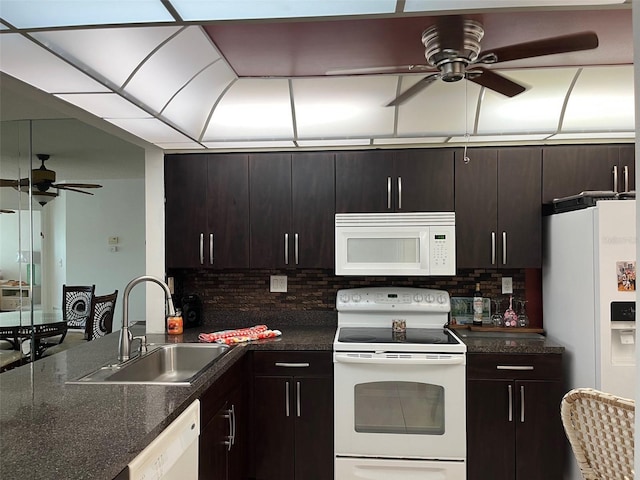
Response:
[491, 299, 503, 327]
[473, 283, 484, 326]
[517, 300, 530, 328]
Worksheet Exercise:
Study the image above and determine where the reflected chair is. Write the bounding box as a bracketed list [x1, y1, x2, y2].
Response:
[85, 290, 118, 341]
[560, 387, 635, 480]
[63, 284, 96, 330]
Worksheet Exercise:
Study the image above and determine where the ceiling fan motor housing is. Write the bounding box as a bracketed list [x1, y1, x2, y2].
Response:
[422, 20, 484, 82]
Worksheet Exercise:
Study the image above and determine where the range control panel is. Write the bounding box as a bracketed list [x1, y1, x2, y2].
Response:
[336, 287, 450, 313]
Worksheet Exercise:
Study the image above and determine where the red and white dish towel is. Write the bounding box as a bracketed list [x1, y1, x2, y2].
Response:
[198, 324, 282, 345]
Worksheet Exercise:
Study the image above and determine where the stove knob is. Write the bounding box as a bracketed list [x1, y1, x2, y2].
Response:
[339, 293, 350, 303]
[414, 294, 424, 303]
[426, 294, 435, 303]
[352, 294, 362, 303]
[437, 294, 447, 304]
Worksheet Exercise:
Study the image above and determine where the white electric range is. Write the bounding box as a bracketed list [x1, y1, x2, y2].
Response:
[333, 287, 467, 480]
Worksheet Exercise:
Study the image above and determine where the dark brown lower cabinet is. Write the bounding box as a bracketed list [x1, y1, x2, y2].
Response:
[200, 356, 247, 480]
[251, 351, 334, 480]
[466, 353, 564, 480]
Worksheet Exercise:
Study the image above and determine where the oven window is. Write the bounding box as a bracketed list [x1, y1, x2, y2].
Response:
[347, 238, 419, 263]
[354, 381, 444, 435]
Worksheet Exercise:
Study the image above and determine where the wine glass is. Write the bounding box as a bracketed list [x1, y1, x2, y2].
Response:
[517, 300, 530, 328]
[491, 299, 503, 327]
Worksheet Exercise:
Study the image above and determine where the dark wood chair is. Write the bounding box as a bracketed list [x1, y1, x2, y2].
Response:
[63, 284, 96, 330]
[85, 290, 118, 341]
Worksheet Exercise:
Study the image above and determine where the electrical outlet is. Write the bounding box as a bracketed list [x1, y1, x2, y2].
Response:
[270, 275, 287, 293]
[502, 277, 513, 294]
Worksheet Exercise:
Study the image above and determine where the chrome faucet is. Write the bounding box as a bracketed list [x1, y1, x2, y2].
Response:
[118, 275, 176, 362]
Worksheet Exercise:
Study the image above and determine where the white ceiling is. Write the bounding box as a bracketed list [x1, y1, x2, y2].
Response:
[0, 0, 635, 155]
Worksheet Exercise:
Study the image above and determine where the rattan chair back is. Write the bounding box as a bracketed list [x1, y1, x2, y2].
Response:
[560, 387, 635, 480]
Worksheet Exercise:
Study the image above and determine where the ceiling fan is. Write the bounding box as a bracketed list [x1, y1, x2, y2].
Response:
[0, 154, 103, 206]
[331, 16, 599, 107]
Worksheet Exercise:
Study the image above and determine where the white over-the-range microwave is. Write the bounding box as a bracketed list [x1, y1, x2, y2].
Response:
[335, 212, 456, 276]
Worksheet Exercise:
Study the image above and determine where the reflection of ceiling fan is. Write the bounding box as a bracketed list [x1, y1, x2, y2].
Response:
[0, 209, 15, 214]
[331, 16, 599, 107]
[0, 154, 103, 206]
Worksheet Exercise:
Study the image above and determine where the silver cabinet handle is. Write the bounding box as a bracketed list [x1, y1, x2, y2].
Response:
[613, 165, 619, 193]
[397, 177, 402, 210]
[284, 233, 289, 265]
[508, 384, 513, 422]
[491, 232, 496, 266]
[275, 362, 310, 368]
[199, 233, 204, 265]
[296, 381, 301, 417]
[502, 231, 507, 265]
[285, 381, 290, 417]
[231, 404, 236, 445]
[624, 165, 629, 192]
[294, 233, 299, 265]
[209, 233, 214, 265]
[223, 408, 233, 451]
[387, 176, 392, 209]
[520, 385, 525, 423]
[497, 365, 534, 371]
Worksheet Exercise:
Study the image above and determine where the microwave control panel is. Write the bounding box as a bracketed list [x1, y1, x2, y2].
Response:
[429, 226, 456, 275]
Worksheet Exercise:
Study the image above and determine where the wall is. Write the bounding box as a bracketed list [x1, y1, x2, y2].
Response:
[0, 209, 41, 282]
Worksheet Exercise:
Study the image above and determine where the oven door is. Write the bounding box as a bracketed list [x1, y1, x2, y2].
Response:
[334, 352, 466, 460]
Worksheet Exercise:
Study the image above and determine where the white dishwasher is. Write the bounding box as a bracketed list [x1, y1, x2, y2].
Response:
[127, 399, 200, 480]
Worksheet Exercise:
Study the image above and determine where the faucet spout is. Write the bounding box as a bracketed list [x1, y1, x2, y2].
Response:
[118, 275, 175, 362]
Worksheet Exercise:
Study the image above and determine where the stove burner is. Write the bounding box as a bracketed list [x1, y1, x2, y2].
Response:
[342, 334, 378, 343]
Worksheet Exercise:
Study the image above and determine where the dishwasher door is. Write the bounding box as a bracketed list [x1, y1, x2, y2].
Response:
[127, 399, 200, 480]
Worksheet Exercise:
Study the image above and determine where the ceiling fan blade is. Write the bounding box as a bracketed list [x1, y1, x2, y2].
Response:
[468, 67, 526, 97]
[387, 74, 440, 107]
[54, 183, 103, 189]
[484, 31, 598, 64]
[436, 15, 464, 51]
[326, 65, 433, 76]
[0, 178, 29, 188]
[55, 185, 95, 195]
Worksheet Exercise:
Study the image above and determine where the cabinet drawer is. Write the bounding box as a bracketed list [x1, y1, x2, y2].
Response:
[467, 353, 562, 381]
[253, 351, 333, 376]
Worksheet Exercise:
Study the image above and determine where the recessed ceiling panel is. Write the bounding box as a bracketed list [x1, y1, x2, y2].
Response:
[125, 27, 221, 113]
[32, 27, 181, 89]
[203, 79, 293, 141]
[156, 142, 205, 150]
[0, 0, 174, 29]
[373, 137, 450, 145]
[404, 0, 623, 12]
[0, 34, 109, 93]
[202, 140, 297, 149]
[396, 77, 481, 137]
[293, 76, 397, 138]
[55, 93, 152, 119]
[297, 139, 371, 147]
[161, 61, 236, 140]
[477, 68, 578, 135]
[106, 118, 195, 144]
[448, 134, 551, 143]
[562, 65, 634, 132]
[550, 132, 634, 140]
[170, 0, 396, 21]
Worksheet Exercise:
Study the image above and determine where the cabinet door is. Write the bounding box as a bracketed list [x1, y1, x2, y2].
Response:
[292, 152, 335, 268]
[467, 379, 516, 480]
[394, 149, 454, 212]
[227, 384, 246, 480]
[619, 144, 635, 193]
[207, 154, 250, 269]
[253, 376, 295, 480]
[542, 145, 618, 203]
[454, 148, 498, 268]
[250, 154, 292, 268]
[497, 147, 542, 268]
[199, 402, 229, 480]
[335, 150, 393, 213]
[165, 154, 208, 268]
[515, 380, 564, 480]
[294, 376, 334, 480]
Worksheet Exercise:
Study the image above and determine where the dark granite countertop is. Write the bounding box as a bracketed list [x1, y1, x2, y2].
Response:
[453, 329, 565, 354]
[0, 320, 336, 480]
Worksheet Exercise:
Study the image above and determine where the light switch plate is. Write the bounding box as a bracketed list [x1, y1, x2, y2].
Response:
[270, 275, 287, 293]
[502, 277, 513, 294]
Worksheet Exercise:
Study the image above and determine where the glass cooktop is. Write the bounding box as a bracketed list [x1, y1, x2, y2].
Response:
[337, 327, 459, 345]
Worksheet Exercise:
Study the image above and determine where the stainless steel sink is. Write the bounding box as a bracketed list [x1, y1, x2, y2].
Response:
[67, 343, 229, 386]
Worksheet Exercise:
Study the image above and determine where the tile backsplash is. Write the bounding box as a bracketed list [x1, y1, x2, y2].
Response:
[171, 268, 537, 325]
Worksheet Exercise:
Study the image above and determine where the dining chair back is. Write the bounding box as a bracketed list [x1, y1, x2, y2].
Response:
[86, 290, 118, 341]
[62, 285, 96, 329]
[560, 387, 635, 480]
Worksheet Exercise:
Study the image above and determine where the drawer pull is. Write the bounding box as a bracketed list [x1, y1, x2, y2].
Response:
[497, 365, 534, 371]
[275, 362, 310, 368]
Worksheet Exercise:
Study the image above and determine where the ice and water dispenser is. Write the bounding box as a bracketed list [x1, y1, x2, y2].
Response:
[611, 301, 636, 365]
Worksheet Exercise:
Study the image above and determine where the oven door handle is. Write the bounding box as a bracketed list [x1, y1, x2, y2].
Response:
[334, 353, 465, 365]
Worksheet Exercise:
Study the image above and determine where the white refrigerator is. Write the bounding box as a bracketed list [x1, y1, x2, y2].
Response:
[543, 200, 636, 479]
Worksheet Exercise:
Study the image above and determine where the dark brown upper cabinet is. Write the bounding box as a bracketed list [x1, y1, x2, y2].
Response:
[335, 149, 454, 213]
[455, 147, 542, 269]
[165, 153, 250, 269]
[249, 152, 335, 269]
[542, 144, 635, 203]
